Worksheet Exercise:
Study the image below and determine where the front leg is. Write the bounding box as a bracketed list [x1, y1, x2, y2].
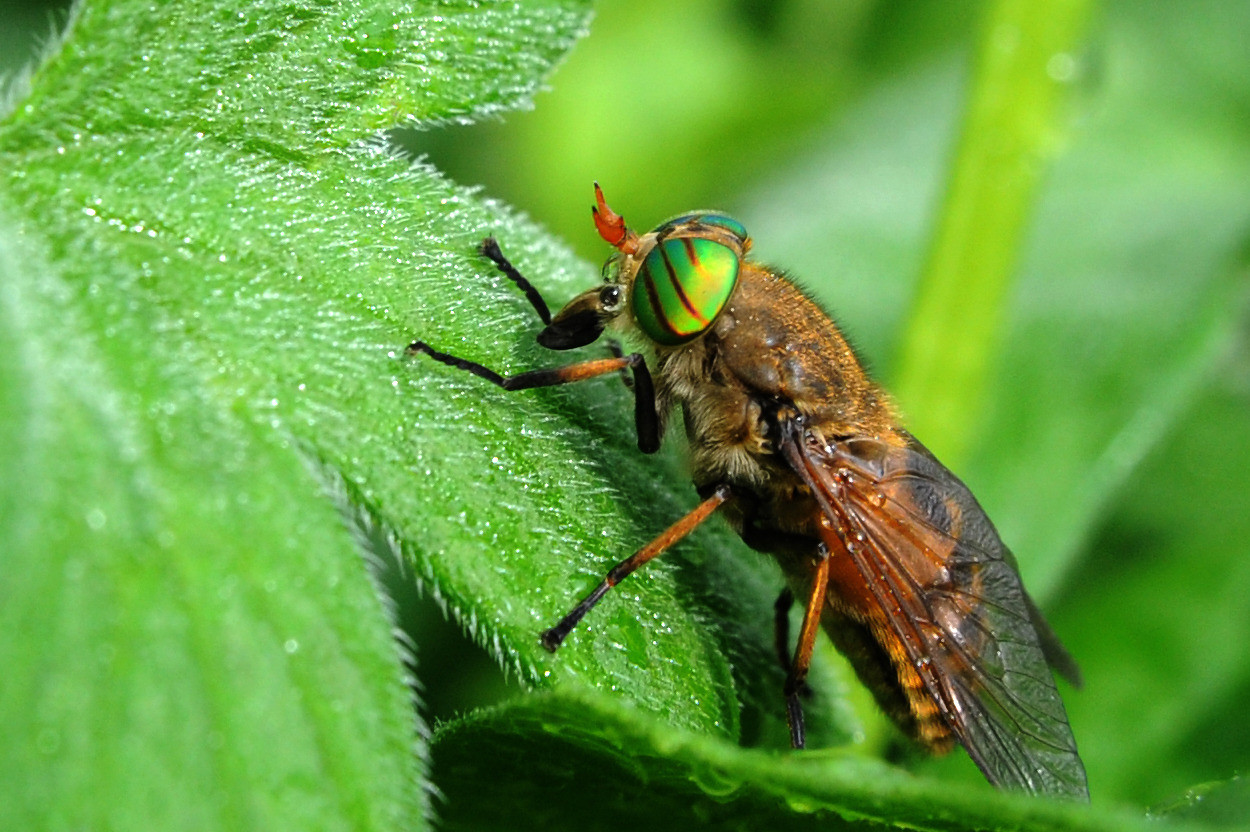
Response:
[479, 237, 551, 325]
[407, 341, 661, 454]
[605, 339, 635, 390]
[408, 237, 662, 453]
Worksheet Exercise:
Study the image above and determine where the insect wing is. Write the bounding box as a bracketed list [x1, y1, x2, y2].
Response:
[789, 432, 1089, 799]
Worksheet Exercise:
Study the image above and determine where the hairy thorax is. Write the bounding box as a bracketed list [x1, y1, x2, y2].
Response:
[651, 264, 901, 501]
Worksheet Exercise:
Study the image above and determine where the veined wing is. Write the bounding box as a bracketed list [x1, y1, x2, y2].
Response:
[779, 424, 1089, 799]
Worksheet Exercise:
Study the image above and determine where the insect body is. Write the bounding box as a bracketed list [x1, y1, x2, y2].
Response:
[409, 185, 1088, 800]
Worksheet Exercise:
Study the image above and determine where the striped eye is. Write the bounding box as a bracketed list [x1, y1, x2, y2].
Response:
[632, 236, 739, 346]
[660, 213, 749, 244]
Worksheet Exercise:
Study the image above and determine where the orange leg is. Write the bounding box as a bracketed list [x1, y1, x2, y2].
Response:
[785, 552, 831, 749]
[407, 341, 660, 453]
[541, 485, 733, 651]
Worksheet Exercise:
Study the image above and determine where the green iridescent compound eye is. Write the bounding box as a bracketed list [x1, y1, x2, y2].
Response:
[633, 236, 739, 346]
[662, 213, 749, 243]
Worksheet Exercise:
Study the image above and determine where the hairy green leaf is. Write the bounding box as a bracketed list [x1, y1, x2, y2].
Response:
[0, 0, 595, 829]
[0, 211, 424, 830]
[431, 689, 1210, 832]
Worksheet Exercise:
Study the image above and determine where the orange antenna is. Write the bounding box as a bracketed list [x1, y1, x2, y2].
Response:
[592, 182, 639, 254]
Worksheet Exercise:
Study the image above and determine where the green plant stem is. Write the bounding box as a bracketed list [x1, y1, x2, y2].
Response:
[894, 0, 1096, 465]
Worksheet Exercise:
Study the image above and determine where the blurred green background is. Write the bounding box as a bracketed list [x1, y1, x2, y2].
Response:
[6, 0, 1246, 814]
